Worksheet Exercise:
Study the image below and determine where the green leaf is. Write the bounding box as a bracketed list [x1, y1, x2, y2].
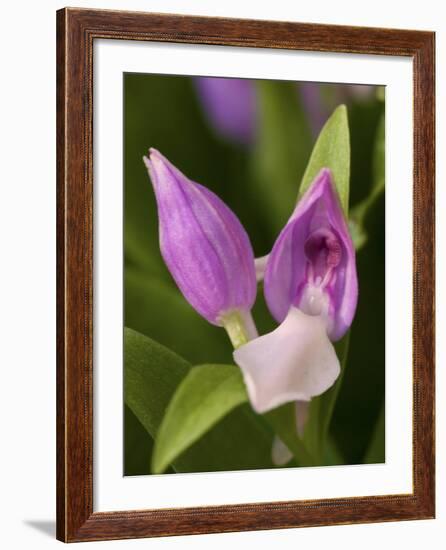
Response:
[349, 112, 385, 250]
[372, 113, 385, 196]
[125, 329, 273, 473]
[299, 104, 350, 214]
[124, 327, 190, 439]
[363, 400, 385, 463]
[151, 362, 316, 473]
[332, 195, 385, 463]
[303, 332, 350, 463]
[124, 405, 153, 476]
[318, 333, 351, 445]
[251, 80, 312, 232]
[152, 364, 249, 474]
[264, 404, 314, 466]
[125, 404, 168, 476]
[125, 267, 232, 365]
[323, 435, 345, 466]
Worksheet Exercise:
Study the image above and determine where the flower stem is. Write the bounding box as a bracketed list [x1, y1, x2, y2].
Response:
[220, 309, 258, 349]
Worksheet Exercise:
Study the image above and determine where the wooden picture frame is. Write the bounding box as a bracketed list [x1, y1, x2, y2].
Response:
[56, 7, 435, 542]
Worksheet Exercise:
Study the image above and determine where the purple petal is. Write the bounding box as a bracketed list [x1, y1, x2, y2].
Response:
[194, 77, 256, 145]
[144, 148, 256, 325]
[233, 307, 340, 413]
[264, 169, 357, 341]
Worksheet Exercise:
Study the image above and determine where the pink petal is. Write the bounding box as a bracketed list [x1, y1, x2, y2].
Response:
[233, 307, 340, 413]
[264, 169, 357, 341]
[144, 149, 257, 325]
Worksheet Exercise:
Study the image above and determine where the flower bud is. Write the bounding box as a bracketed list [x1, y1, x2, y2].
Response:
[144, 149, 257, 326]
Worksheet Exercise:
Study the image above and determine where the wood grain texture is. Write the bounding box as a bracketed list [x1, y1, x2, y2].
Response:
[56, 7, 435, 542]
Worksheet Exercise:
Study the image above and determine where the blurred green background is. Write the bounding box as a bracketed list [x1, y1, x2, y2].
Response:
[124, 74, 385, 475]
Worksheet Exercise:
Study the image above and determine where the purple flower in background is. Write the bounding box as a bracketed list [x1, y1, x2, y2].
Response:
[194, 77, 378, 147]
[144, 149, 257, 329]
[234, 169, 358, 413]
[194, 77, 257, 145]
[339, 84, 376, 102]
[298, 83, 329, 138]
[299, 84, 378, 137]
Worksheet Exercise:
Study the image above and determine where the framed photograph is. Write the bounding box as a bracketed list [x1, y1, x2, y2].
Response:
[56, 7, 435, 542]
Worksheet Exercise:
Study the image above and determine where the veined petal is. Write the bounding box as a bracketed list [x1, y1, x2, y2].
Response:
[233, 307, 340, 413]
[264, 168, 357, 341]
[145, 149, 256, 325]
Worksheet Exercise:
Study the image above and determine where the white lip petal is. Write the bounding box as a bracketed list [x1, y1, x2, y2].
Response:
[233, 307, 340, 414]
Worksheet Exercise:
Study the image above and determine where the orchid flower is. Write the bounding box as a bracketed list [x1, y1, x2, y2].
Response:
[144, 149, 258, 346]
[234, 169, 358, 414]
